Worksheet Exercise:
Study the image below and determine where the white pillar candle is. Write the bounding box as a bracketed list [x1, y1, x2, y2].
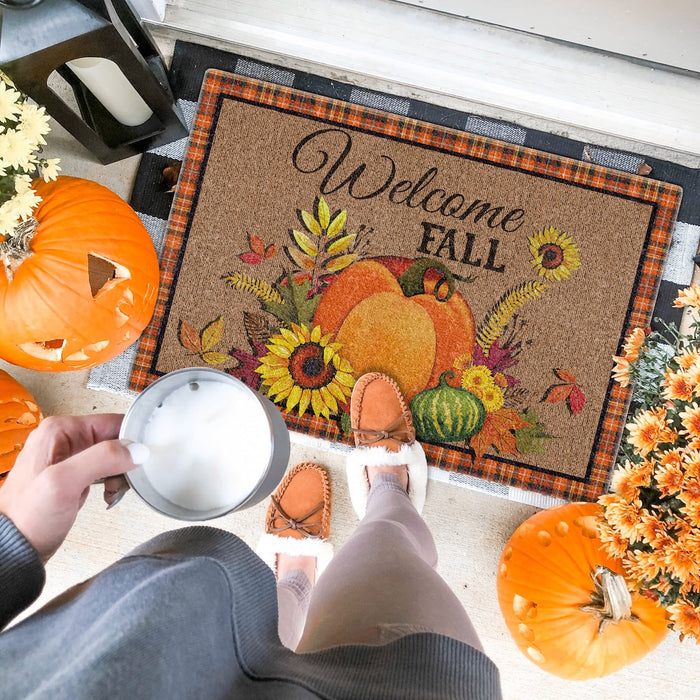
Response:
[138, 380, 273, 512]
[66, 57, 153, 127]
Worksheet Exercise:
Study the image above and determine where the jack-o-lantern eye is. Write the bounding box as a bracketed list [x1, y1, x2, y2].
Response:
[87, 252, 131, 298]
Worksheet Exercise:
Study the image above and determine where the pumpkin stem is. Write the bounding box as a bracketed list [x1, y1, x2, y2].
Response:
[439, 369, 456, 386]
[579, 565, 640, 634]
[397, 258, 455, 301]
[0, 217, 38, 282]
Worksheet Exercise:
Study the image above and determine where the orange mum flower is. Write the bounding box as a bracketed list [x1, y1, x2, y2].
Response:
[627, 407, 676, 457]
[667, 600, 700, 641]
[612, 355, 631, 387]
[598, 493, 618, 509]
[685, 461, 700, 482]
[632, 459, 655, 486]
[680, 403, 700, 439]
[677, 348, 700, 370]
[681, 477, 700, 503]
[597, 520, 630, 559]
[622, 327, 647, 362]
[610, 461, 643, 501]
[681, 500, 700, 523]
[603, 498, 645, 541]
[661, 447, 685, 470]
[664, 542, 697, 580]
[656, 461, 685, 497]
[672, 518, 693, 538]
[673, 284, 700, 310]
[663, 369, 694, 402]
[638, 513, 673, 549]
[678, 530, 700, 560]
[685, 362, 700, 391]
[625, 549, 663, 583]
[680, 574, 700, 597]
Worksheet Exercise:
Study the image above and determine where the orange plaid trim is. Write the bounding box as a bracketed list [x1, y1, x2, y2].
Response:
[129, 69, 681, 503]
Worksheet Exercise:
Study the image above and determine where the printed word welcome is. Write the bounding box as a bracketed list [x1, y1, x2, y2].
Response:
[292, 128, 526, 232]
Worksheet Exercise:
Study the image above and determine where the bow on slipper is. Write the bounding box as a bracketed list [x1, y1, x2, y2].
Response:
[346, 372, 428, 519]
[257, 462, 334, 578]
[267, 496, 325, 537]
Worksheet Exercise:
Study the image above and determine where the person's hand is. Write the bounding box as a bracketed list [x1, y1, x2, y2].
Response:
[0, 414, 146, 563]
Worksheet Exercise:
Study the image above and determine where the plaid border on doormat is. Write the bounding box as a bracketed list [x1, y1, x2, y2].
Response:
[89, 40, 699, 506]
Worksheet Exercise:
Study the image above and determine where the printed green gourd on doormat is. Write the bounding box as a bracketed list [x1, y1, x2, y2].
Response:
[130, 70, 682, 502]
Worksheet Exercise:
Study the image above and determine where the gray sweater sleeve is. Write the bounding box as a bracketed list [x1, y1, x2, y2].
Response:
[0, 515, 45, 630]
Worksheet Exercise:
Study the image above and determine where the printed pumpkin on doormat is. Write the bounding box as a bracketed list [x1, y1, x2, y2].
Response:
[130, 70, 682, 502]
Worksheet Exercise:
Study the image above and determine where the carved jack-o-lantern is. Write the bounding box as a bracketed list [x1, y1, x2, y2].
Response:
[0, 369, 42, 483]
[0, 176, 159, 371]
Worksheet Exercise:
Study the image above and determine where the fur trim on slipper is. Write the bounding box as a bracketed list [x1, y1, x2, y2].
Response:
[346, 441, 428, 518]
[256, 532, 335, 579]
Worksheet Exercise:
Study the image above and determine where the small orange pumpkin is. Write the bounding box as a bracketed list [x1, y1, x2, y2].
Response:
[312, 257, 475, 400]
[497, 502, 668, 680]
[0, 369, 42, 484]
[0, 176, 160, 371]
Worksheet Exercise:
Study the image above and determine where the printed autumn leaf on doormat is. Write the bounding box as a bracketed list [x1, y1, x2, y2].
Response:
[130, 70, 682, 502]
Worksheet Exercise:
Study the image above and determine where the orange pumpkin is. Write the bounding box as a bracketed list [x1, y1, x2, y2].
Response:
[0, 177, 160, 371]
[312, 257, 475, 400]
[497, 502, 668, 680]
[0, 369, 42, 485]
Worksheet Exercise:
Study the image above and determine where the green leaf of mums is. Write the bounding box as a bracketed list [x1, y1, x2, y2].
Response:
[514, 410, 554, 454]
[263, 275, 320, 326]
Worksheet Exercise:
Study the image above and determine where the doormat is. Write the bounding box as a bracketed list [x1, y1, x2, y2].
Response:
[125, 65, 682, 503]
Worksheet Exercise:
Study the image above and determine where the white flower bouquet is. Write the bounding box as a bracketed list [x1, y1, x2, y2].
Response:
[0, 73, 60, 238]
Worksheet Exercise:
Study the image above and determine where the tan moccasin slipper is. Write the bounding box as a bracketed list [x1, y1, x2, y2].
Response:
[257, 462, 334, 577]
[347, 372, 428, 518]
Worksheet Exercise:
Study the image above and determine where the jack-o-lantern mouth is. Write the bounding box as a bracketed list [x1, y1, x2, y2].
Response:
[528, 226, 581, 282]
[256, 323, 355, 418]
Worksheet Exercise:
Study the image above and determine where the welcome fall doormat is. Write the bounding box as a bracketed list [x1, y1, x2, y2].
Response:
[129, 68, 682, 502]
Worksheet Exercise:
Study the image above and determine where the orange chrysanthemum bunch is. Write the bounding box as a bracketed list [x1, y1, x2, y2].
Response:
[600, 284, 700, 641]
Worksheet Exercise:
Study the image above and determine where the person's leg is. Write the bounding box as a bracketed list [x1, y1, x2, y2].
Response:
[296, 468, 484, 653]
[276, 568, 313, 650]
[256, 463, 333, 651]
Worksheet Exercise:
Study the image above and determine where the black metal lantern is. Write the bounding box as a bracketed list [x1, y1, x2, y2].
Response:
[0, 0, 188, 163]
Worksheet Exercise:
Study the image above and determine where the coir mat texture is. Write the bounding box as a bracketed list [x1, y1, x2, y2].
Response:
[128, 67, 682, 502]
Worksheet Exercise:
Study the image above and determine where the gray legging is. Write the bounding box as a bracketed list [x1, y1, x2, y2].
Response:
[275, 472, 484, 653]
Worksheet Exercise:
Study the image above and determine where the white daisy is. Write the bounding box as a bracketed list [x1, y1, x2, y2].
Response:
[14, 173, 32, 193]
[0, 129, 34, 169]
[0, 81, 22, 123]
[0, 199, 20, 237]
[38, 158, 60, 182]
[5, 187, 40, 221]
[17, 103, 50, 148]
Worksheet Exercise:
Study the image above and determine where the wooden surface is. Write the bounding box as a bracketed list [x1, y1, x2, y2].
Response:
[158, 0, 700, 161]
[396, 0, 700, 73]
